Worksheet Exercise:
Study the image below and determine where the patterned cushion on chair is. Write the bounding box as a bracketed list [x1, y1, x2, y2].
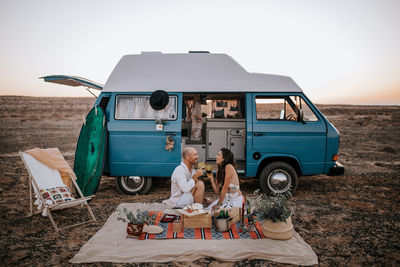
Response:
[40, 186, 75, 205]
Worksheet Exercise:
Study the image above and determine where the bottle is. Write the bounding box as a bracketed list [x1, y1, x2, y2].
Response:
[219, 210, 224, 218]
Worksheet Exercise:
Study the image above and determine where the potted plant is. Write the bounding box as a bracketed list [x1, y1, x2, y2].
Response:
[117, 208, 156, 238]
[154, 118, 166, 131]
[246, 189, 294, 240]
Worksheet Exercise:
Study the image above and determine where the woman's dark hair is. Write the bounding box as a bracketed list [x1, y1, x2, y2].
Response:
[216, 148, 235, 188]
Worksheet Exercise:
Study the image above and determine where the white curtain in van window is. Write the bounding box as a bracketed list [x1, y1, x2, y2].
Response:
[139, 97, 156, 118]
[155, 97, 177, 120]
[116, 96, 176, 119]
[115, 97, 134, 119]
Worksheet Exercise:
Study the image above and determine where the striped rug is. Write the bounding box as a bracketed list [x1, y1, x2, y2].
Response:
[137, 211, 266, 240]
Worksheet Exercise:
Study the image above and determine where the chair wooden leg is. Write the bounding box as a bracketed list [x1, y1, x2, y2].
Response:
[46, 208, 59, 232]
[45, 202, 96, 233]
[29, 176, 33, 216]
[85, 202, 97, 222]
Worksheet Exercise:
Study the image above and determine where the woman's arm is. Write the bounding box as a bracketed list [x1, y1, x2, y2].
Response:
[209, 172, 219, 194]
[217, 164, 234, 205]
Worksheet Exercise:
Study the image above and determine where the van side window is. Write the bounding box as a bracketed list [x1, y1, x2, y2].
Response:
[289, 96, 318, 122]
[255, 97, 297, 120]
[115, 95, 177, 120]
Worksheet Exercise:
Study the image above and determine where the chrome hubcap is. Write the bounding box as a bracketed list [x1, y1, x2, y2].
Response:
[267, 169, 291, 193]
[121, 176, 145, 192]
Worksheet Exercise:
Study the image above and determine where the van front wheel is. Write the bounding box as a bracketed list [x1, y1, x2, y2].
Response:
[116, 176, 152, 195]
[259, 162, 298, 195]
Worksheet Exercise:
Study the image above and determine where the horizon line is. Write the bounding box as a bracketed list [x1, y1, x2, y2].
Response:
[1, 94, 399, 106]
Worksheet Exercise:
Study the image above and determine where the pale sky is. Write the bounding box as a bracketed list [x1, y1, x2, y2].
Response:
[0, 0, 399, 104]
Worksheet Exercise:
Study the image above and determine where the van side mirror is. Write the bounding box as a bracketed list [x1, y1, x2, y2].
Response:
[298, 109, 305, 124]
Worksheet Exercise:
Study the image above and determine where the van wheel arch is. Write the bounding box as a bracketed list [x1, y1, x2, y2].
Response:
[256, 157, 302, 178]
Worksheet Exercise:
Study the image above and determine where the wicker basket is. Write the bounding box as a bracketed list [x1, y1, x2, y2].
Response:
[262, 216, 293, 240]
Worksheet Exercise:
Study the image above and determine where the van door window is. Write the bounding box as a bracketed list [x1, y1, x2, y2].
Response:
[115, 95, 177, 120]
[289, 96, 318, 122]
[255, 97, 297, 121]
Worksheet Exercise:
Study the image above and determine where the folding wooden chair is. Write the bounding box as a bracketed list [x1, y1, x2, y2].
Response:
[20, 150, 96, 232]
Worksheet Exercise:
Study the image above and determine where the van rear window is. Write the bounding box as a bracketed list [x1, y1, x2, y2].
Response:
[115, 95, 177, 120]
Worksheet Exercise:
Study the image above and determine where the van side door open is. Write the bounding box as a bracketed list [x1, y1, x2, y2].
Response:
[251, 93, 327, 175]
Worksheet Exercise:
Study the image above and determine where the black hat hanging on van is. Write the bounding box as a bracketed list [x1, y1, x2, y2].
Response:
[150, 90, 169, 110]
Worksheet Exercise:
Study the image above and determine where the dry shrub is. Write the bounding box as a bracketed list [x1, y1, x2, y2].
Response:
[382, 146, 396, 154]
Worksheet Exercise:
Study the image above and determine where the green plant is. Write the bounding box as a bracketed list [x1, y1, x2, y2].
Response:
[117, 208, 156, 225]
[247, 189, 293, 223]
[154, 118, 166, 125]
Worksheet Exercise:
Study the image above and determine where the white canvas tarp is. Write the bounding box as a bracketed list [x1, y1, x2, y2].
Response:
[70, 203, 318, 265]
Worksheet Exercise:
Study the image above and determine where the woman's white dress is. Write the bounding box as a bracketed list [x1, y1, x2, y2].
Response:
[207, 183, 244, 209]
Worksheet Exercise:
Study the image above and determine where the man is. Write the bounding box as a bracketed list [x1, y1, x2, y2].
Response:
[167, 147, 205, 208]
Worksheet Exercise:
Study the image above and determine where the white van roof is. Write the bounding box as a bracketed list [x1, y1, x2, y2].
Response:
[102, 52, 302, 93]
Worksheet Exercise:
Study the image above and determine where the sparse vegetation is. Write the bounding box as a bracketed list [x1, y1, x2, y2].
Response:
[1, 97, 399, 266]
[382, 146, 396, 154]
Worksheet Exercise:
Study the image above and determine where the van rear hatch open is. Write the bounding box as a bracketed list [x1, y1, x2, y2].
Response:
[40, 75, 103, 90]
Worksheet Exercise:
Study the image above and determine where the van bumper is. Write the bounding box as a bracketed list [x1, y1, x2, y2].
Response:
[328, 161, 345, 176]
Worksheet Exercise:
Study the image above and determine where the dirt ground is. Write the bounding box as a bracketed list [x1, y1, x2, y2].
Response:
[0, 96, 399, 266]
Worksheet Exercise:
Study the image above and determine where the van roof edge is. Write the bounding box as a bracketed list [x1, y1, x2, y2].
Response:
[189, 51, 210, 53]
[141, 51, 162, 54]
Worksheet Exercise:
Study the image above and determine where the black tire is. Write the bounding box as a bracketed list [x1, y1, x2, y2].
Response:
[259, 161, 298, 195]
[116, 176, 152, 195]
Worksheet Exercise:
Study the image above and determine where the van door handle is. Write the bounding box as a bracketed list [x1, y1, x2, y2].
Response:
[253, 133, 266, 136]
[165, 132, 177, 136]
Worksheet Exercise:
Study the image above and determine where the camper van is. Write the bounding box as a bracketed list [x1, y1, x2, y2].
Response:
[43, 52, 344, 195]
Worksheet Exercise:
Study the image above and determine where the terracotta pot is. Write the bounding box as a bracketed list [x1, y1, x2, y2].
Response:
[127, 223, 144, 238]
[262, 216, 293, 240]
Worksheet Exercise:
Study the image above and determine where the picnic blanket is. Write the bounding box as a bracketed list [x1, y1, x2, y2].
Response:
[70, 203, 318, 265]
[138, 211, 266, 240]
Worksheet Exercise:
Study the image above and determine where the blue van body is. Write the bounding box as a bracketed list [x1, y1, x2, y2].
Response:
[43, 52, 344, 194]
[96, 91, 341, 179]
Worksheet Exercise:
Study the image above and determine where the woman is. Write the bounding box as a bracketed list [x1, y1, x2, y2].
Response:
[207, 148, 243, 210]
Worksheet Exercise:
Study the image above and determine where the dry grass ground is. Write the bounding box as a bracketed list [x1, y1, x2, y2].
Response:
[0, 96, 399, 266]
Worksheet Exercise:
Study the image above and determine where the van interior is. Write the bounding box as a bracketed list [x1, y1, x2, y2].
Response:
[182, 93, 246, 174]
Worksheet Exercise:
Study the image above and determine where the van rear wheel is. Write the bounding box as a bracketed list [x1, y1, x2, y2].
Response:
[259, 162, 298, 195]
[116, 176, 152, 195]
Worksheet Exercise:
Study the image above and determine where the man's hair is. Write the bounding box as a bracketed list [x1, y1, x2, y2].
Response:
[182, 147, 194, 159]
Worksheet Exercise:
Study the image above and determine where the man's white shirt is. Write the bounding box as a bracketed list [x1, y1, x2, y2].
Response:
[169, 162, 196, 206]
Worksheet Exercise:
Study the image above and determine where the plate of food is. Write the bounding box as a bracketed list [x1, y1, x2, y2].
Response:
[160, 214, 177, 223]
[180, 203, 209, 217]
